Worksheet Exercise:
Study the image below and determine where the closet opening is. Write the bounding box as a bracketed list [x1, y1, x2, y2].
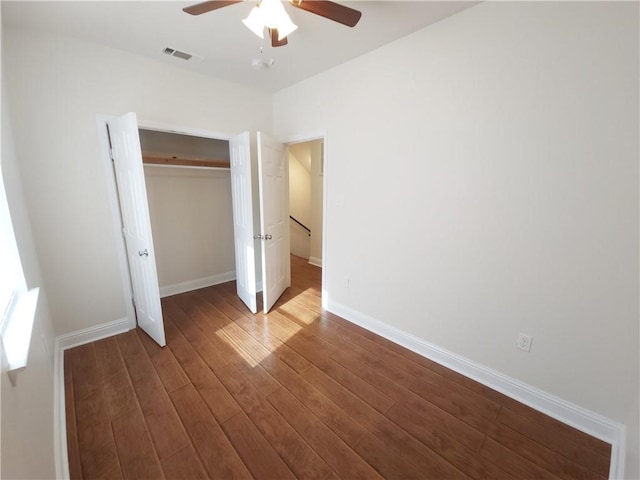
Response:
[139, 128, 236, 298]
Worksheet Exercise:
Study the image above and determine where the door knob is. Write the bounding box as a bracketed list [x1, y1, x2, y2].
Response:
[138, 249, 149, 257]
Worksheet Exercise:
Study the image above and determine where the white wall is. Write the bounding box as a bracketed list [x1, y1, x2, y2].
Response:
[1, 67, 57, 479]
[2, 26, 273, 335]
[144, 165, 235, 293]
[289, 144, 311, 258]
[274, 2, 639, 477]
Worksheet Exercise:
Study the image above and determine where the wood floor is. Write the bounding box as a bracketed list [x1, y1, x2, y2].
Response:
[65, 255, 611, 479]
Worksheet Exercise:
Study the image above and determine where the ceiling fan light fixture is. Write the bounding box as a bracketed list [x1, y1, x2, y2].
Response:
[242, 0, 297, 41]
[242, 6, 265, 39]
[275, 13, 298, 40]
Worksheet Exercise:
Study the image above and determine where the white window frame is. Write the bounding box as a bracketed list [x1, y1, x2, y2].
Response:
[0, 165, 39, 386]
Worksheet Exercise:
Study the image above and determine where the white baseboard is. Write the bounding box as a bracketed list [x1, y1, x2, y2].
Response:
[159, 271, 236, 298]
[308, 257, 323, 268]
[327, 300, 626, 480]
[56, 317, 131, 351]
[53, 341, 68, 480]
[53, 317, 133, 479]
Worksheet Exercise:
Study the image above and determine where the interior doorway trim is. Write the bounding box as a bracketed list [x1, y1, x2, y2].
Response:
[279, 130, 329, 309]
[95, 113, 235, 330]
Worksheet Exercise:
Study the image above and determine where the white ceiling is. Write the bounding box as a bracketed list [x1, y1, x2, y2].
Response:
[2, 1, 478, 92]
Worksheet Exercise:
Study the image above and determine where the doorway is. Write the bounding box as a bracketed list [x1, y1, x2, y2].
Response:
[283, 134, 327, 309]
[287, 139, 324, 268]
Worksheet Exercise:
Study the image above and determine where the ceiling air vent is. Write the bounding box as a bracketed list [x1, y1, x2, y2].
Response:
[162, 47, 203, 63]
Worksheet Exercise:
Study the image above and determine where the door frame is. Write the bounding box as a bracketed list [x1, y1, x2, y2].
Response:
[96, 114, 235, 330]
[279, 130, 329, 309]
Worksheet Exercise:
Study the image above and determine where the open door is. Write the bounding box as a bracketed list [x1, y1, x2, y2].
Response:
[107, 113, 166, 347]
[257, 132, 291, 313]
[229, 132, 258, 313]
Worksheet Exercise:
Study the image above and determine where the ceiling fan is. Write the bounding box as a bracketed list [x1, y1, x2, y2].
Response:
[183, 0, 362, 47]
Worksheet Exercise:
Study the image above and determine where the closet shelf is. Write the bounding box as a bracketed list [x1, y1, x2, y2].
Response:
[142, 152, 230, 169]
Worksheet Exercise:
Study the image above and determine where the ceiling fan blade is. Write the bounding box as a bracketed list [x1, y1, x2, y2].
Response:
[270, 28, 288, 47]
[183, 1, 242, 16]
[289, 1, 361, 27]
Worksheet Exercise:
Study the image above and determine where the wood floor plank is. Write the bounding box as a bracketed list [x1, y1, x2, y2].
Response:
[330, 346, 487, 451]
[74, 389, 122, 480]
[64, 351, 83, 480]
[137, 329, 189, 393]
[181, 293, 234, 331]
[499, 401, 613, 460]
[163, 317, 241, 423]
[67, 344, 101, 401]
[163, 298, 234, 370]
[330, 346, 425, 403]
[267, 387, 384, 480]
[229, 355, 282, 397]
[217, 363, 334, 480]
[275, 298, 320, 326]
[232, 311, 312, 373]
[321, 359, 396, 414]
[259, 353, 368, 447]
[400, 395, 487, 451]
[334, 337, 502, 430]
[213, 319, 278, 367]
[300, 364, 385, 430]
[221, 412, 297, 480]
[354, 432, 461, 480]
[480, 437, 562, 480]
[496, 406, 611, 477]
[334, 342, 500, 432]
[102, 370, 139, 421]
[386, 401, 512, 479]
[302, 365, 468, 479]
[136, 326, 165, 357]
[93, 336, 128, 380]
[285, 287, 322, 313]
[161, 446, 209, 480]
[116, 331, 190, 460]
[169, 384, 252, 479]
[318, 313, 445, 381]
[486, 422, 607, 479]
[111, 409, 164, 479]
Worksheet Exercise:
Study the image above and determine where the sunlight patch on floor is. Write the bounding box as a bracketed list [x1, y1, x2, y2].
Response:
[215, 314, 303, 367]
[276, 300, 317, 325]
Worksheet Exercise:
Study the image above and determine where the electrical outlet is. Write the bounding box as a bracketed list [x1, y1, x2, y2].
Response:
[516, 333, 533, 352]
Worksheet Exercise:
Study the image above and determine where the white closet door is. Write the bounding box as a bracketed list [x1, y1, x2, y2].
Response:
[229, 132, 258, 313]
[257, 131, 290, 313]
[107, 112, 166, 346]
